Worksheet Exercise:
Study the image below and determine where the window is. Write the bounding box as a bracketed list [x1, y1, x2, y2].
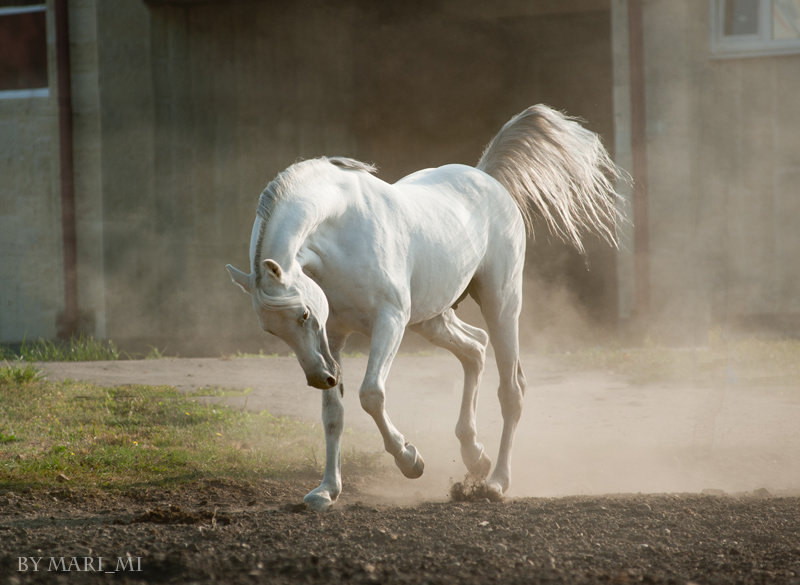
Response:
[711, 0, 800, 57]
[0, 3, 48, 98]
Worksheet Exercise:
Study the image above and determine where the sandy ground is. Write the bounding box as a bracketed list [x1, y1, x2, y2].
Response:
[6, 354, 799, 584]
[37, 351, 800, 502]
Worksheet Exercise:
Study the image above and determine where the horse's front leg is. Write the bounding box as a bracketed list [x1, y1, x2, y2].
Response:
[359, 309, 424, 479]
[304, 335, 346, 511]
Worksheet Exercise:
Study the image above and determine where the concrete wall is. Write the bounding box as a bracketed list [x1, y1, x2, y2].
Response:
[6, 0, 796, 351]
[1, 0, 617, 353]
[127, 0, 363, 353]
[94, 0, 155, 345]
[71, 0, 106, 339]
[107, 0, 617, 354]
[0, 3, 61, 343]
[0, 0, 107, 344]
[639, 0, 800, 340]
[0, 88, 62, 342]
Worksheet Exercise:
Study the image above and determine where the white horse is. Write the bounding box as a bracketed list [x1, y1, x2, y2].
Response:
[226, 105, 622, 511]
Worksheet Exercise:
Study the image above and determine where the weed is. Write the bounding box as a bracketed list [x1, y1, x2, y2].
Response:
[145, 346, 168, 360]
[0, 362, 42, 385]
[0, 432, 18, 444]
[229, 350, 281, 359]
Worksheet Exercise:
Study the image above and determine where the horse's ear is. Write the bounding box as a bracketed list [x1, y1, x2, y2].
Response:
[263, 259, 283, 282]
[226, 264, 253, 295]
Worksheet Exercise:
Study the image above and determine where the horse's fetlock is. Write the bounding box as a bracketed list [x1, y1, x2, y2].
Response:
[501, 401, 523, 423]
[455, 422, 476, 444]
[359, 387, 384, 416]
[497, 387, 523, 421]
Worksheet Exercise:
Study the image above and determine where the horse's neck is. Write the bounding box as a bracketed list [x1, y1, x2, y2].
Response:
[260, 190, 342, 269]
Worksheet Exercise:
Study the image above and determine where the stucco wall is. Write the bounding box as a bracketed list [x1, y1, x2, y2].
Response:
[5, 0, 796, 350]
[94, 0, 155, 344]
[71, 0, 106, 339]
[104, 0, 616, 354]
[0, 0, 107, 344]
[0, 4, 61, 343]
[1, 0, 617, 353]
[0, 91, 62, 342]
[641, 0, 800, 339]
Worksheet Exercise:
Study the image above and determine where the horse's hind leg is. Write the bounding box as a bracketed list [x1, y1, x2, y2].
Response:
[410, 309, 492, 478]
[474, 271, 527, 496]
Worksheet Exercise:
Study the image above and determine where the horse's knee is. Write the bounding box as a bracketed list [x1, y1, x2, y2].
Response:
[322, 386, 344, 418]
[359, 386, 385, 416]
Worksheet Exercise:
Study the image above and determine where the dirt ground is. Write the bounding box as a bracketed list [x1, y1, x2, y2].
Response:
[3, 353, 800, 584]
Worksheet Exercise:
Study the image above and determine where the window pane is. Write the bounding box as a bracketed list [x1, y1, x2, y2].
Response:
[773, 0, 800, 39]
[724, 0, 760, 36]
[0, 8, 47, 91]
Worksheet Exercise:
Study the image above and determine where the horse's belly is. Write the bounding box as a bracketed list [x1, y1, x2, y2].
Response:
[406, 230, 484, 324]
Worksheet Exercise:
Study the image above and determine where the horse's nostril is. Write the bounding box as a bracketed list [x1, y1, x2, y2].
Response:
[326, 376, 337, 388]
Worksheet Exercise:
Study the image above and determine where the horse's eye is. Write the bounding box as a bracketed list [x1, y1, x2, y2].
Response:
[300, 308, 310, 324]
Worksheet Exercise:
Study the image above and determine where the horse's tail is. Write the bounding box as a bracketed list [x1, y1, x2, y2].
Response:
[477, 104, 625, 253]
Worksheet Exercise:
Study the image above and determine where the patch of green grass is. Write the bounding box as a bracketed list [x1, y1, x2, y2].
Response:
[0, 431, 19, 444]
[227, 349, 282, 359]
[0, 361, 43, 385]
[561, 337, 800, 386]
[1, 335, 121, 362]
[0, 373, 383, 489]
[187, 386, 254, 398]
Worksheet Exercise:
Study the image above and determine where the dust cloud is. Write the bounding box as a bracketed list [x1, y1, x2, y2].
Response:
[345, 262, 800, 504]
[88, 129, 798, 505]
[354, 343, 800, 506]
[44, 271, 800, 506]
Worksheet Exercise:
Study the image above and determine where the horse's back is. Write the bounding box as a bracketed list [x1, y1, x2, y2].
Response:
[395, 164, 525, 250]
[396, 164, 504, 202]
[387, 164, 526, 322]
[396, 163, 520, 224]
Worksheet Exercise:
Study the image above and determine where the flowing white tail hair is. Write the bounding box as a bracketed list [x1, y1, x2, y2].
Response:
[477, 104, 625, 253]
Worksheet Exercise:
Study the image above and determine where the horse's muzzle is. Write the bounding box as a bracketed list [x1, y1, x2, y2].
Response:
[306, 368, 339, 390]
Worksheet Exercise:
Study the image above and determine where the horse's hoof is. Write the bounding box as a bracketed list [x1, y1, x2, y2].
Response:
[485, 475, 509, 501]
[449, 476, 504, 502]
[485, 477, 507, 499]
[464, 446, 492, 479]
[303, 487, 338, 512]
[395, 443, 425, 479]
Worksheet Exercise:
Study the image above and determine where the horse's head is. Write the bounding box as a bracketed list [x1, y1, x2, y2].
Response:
[226, 259, 340, 390]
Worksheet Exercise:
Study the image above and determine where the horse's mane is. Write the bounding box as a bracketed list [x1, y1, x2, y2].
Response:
[256, 157, 376, 223]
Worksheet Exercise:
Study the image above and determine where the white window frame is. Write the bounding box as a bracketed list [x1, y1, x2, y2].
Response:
[0, 4, 49, 99]
[711, 0, 800, 58]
